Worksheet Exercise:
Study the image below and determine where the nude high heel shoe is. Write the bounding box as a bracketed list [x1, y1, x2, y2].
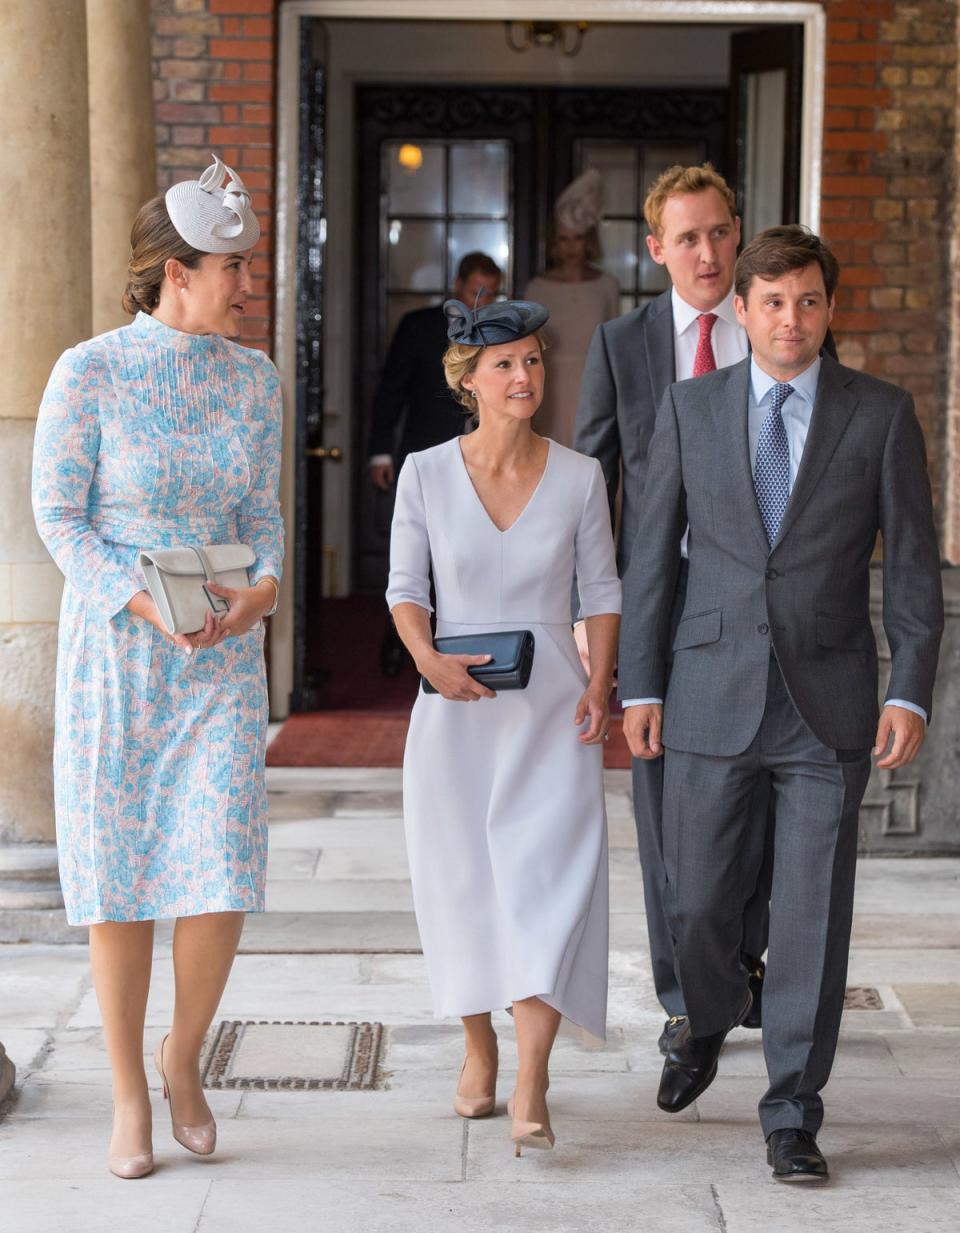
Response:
[108, 1104, 154, 1179]
[453, 1057, 496, 1119]
[507, 1093, 555, 1157]
[155, 1034, 217, 1156]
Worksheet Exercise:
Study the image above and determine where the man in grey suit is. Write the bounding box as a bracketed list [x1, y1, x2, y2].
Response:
[574, 164, 771, 1054]
[620, 226, 943, 1181]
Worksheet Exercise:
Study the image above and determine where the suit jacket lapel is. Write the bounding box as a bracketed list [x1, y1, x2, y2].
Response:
[710, 359, 771, 557]
[644, 290, 676, 409]
[774, 354, 857, 547]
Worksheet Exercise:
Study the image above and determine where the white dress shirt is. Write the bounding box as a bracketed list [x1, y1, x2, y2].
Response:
[671, 286, 749, 382]
[624, 353, 926, 723]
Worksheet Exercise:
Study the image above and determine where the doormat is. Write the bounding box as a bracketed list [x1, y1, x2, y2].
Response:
[843, 987, 884, 1010]
[266, 710, 632, 770]
[202, 1020, 384, 1090]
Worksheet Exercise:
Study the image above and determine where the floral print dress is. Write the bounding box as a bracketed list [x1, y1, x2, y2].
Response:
[32, 311, 284, 925]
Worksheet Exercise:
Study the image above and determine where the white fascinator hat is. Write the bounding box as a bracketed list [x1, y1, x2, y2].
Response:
[165, 153, 261, 253]
[554, 168, 603, 235]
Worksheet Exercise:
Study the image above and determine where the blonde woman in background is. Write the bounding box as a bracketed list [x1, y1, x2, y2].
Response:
[524, 170, 620, 446]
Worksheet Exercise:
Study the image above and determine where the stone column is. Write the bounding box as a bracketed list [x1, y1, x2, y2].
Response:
[0, 0, 92, 1003]
[87, 0, 157, 335]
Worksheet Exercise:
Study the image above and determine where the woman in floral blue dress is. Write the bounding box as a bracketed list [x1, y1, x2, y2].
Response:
[32, 157, 283, 1179]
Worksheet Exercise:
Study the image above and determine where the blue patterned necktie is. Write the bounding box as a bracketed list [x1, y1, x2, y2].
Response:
[753, 383, 794, 546]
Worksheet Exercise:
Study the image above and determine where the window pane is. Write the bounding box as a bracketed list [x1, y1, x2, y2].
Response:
[448, 221, 510, 284]
[598, 220, 638, 291]
[579, 143, 638, 216]
[619, 294, 637, 317]
[638, 223, 671, 294]
[742, 70, 786, 240]
[640, 142, 706, 198]
[450, 143, 509, 216]
[388, 219, 445, 291]
[386, 142, 445, 216]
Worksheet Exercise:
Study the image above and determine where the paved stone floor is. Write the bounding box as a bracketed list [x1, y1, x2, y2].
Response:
[1, 766, 959, 1232]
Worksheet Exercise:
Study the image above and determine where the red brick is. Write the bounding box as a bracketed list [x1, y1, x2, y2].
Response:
[222, 104, 241, 122]
[208, 124, 271, 145]
[825, 87, 892, 107]
[823, 131, 886, 151]
[242, 104, 271, 125]
[243, 60, 273, 81]
[156, 102, 221, 124]
[821, 175, 888, 197]
[821, 198, 873, 220]
[824, 221, 886, 241]
[242, 17, 273, 37]
[828, 20, 860, 40]
[209, 83, 271, 102]
[209, 0, 273, 12]
[209, 38, 272, 60]
[827, 42, 891, 63]
[843, 266, 885, 286]
[224, 62, 243, 80]
[833, 310, 885, 331]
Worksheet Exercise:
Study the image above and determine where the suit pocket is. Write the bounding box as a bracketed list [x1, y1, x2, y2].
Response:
[672, 607, 722, 651]
[816, 612, 872, 651]
[824, 456, 867, 479]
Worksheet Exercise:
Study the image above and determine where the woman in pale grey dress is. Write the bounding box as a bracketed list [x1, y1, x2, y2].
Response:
[386, 298, 621, 1156]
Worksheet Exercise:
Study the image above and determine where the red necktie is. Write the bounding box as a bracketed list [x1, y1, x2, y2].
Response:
[693, 313, 718, 377]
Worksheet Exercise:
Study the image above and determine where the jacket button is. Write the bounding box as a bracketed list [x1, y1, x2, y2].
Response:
[765, 568, 778, 580]
[758, 623, 769, 635]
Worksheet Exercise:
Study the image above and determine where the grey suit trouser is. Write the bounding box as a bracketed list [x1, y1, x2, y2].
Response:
[632, 561, 772, 1019]
[661, 656, 871, 1135]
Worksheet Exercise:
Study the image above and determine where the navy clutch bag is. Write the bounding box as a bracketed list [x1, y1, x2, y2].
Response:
[421, 629, 535, 693]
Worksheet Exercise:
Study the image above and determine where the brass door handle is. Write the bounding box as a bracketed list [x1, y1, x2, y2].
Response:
[305, 446, 343, 461]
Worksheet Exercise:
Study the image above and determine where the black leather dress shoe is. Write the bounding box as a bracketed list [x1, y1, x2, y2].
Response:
[742, 956, 765, 1030]
[657, 1015, 687, 1056]
[657, 993, 752, 1113]
[766, 1129, 829, 1182]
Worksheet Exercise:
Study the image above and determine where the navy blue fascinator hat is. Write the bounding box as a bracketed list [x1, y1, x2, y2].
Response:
[444, 298, 549, 347]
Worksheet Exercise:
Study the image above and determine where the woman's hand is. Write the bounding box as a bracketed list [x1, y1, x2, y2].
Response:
[575, 679, 611, 745]
[205, 579, 275, 639]
[419, 651, 496, 701]
[126, 590, 221, 654]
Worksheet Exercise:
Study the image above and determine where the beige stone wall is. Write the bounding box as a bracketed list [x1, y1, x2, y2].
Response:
[0, 1, 91, 843]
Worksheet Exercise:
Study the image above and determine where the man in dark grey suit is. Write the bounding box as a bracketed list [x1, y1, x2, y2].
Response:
[620, 226, 943, 1181]
[574, 164, 771, 1054]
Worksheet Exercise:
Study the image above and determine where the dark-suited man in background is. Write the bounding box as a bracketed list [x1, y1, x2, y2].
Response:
[369, 252, 501, 675]
[620, 226, 943, 1182]
[573, 165, 772, 1054]
[368, 251, 501, 490]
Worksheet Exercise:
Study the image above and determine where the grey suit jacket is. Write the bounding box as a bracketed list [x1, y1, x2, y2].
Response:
[574, 290, 675, 575]
[618, 354, 944, 755]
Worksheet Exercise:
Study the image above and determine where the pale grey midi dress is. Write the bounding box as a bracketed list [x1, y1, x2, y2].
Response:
[386, 437, 621, 1038]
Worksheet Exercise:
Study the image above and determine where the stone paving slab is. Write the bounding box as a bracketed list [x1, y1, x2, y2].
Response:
[195, 1179, 720, 1233]
[892, 983, 960, 1027]
[1, 1180, 212, 1233]
[237, 910, 422, 953]
[714, 1185, 960, 1233]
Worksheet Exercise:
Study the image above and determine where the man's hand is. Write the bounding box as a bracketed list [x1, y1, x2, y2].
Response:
[369, 461, 395, 491]
[873, 705, 926, 769]
[623, 703, 663, 760]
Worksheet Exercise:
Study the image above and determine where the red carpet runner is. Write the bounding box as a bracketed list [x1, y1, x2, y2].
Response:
[266, 596, 631, 769]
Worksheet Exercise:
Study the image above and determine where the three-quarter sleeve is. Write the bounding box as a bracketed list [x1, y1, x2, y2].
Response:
[236, 354, 285, 585]
[32, 346, 143, 618]
[576, 459, 622, 617]
[385, 455, 433, 613]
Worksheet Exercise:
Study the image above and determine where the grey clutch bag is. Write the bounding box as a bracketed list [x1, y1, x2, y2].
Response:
[139, 544, 255, 634]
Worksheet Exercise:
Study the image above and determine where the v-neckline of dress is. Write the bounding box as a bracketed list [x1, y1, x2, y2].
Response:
[455, 437, 552, 536]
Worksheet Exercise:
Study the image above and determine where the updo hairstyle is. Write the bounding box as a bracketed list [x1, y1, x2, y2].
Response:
[443, 330, 548, 410]
[122, 194, 206, 315]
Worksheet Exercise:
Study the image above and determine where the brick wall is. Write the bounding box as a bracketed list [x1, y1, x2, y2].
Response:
[821, 0, 958, 534]
[150, 0, 959, 537]
[151, 0, 276, 353]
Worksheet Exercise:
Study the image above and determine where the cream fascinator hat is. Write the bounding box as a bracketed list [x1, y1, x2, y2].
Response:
[165, 153, 261, 253]
[554, 168, 603, 235]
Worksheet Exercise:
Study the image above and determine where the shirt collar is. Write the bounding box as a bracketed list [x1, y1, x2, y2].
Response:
[671, 285, 739, 335]
[750, 355, 821, 407]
